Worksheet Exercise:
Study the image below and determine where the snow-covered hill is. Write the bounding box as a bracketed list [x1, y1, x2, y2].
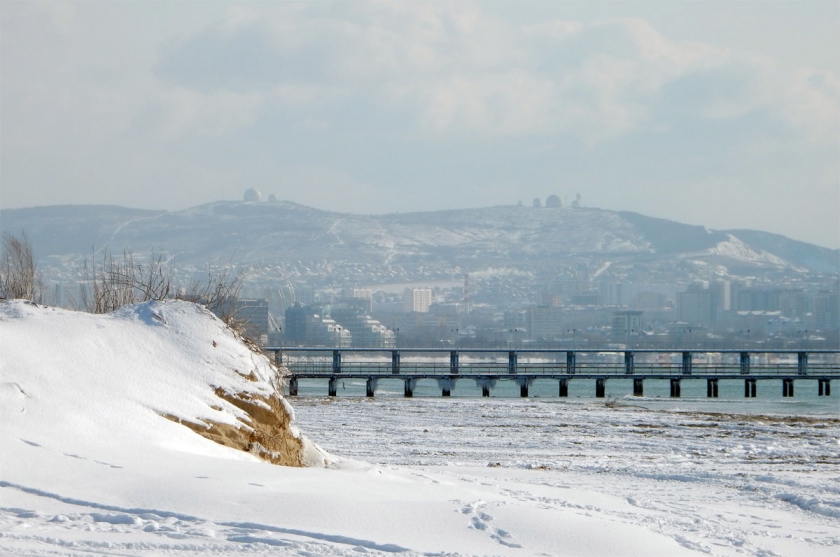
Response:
[2, 202, 837, 278]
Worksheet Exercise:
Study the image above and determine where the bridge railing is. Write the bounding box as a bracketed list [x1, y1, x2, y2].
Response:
[282, 361, 839, 377]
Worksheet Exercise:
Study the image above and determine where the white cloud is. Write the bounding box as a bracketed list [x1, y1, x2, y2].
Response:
[149, 5, 836, 147]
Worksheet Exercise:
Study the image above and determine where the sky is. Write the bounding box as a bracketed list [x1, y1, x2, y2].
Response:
[1, 1, 838, 249]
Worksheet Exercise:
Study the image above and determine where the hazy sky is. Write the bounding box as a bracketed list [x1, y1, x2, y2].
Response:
[2, 1, 838, 248]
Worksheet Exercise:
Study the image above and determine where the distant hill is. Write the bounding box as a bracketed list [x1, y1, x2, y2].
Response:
[1, 201, 837, 279]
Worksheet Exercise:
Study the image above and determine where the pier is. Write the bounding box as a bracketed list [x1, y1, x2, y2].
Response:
[270, 348, 840, 399]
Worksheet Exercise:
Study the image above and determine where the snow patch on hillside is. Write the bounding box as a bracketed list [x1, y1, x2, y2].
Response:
[706, 235, 793, 267]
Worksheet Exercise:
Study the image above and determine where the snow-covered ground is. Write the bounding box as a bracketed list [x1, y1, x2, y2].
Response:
[2, 300, 838, 556]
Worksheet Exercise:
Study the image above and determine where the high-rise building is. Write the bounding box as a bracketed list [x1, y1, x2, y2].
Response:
[331, 307, 395, 348]
[403, 288, 432, 313]
[233, 298, 270, 344]
[526, 306, 565, 339]
[612, 310, 644, 338]
[677, 284, 714, 327]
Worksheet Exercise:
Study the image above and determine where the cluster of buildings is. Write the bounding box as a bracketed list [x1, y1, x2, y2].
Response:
[224, 276, 839, 348]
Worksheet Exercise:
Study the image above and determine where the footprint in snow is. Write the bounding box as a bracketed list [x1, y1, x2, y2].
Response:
[461, 500, 522, 548]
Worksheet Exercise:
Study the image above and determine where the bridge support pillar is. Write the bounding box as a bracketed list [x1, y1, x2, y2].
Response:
[681, 352, 692, 375]
[482, 385, 490, 397]
[595, 379, 606, 398]
[391, 350, 400, 374]
[439, 377, 454, 397]
[670, 378, 681, 398]
[740, 352, 750, 375]
[520, 383, 529, 398]
[633, 378, 643, 397]
[288, 377, 298, 397]
[404, 378, 414, 398]
[782, 378, 794, 397]
[706, 379, 718, 398]
[559, 379, 569, 397]
[366, 377, 375, 398]
[328, 377, 337, 397]
[745, 378, 757, 398]
[818, 379, 831, 396]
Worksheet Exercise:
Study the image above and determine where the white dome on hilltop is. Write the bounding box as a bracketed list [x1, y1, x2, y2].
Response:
[243, 188, 262, 202]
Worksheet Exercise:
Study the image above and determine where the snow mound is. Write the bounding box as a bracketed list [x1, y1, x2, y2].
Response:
[0, 299, 328, 467]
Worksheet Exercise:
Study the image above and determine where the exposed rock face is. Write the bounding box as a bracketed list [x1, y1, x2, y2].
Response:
[169, 389, 305, 467]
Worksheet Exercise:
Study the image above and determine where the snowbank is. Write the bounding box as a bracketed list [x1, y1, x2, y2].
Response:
[0, 299, 326, 467]
[9, 299, 831, 555]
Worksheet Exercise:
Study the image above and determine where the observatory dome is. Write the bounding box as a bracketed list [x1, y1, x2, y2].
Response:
[243, 188, 262, 202]
[546, 194, 562, 208]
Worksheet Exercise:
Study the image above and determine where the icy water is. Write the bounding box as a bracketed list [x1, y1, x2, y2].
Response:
[288, 376, 838, 415]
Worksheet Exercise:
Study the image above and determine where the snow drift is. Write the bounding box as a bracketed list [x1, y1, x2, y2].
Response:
[0, 299, 327, 468]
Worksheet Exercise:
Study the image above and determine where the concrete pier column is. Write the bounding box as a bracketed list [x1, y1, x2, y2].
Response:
[595, 378, 606, 398]
[366, 377, 375, 397]
[328, 377, 337, 397]
[288, 377, 298, 396]
[633, 378, 644, 397]
[670, 378, 681, 398]
[818, 379, 831, 396]
[706, 378, 718, 398]
[782, 378, 794, 397]
[404, 378, 414, 398]
[744, 378, 757, 398]
[559, 379, 569, 397]
[438, 377, 454, 397]
[477, 378, 495, 398]
[516, 378, 531, 397]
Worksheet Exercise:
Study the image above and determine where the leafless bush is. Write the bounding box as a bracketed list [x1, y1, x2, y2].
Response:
[1, 231, 38, 301]
[82, 250, 245, 328]
[82, 249, 173, 314]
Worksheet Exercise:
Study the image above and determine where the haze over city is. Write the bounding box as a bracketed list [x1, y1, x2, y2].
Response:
[2, 1, 838, 248]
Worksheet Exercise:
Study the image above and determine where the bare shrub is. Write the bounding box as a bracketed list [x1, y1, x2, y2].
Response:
[82, 250, 245, 326]
[82, 249, 173, 314]
[1, 231, 38, 301]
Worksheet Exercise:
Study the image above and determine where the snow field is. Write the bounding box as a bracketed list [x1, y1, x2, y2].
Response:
[1, 300, 838, 556]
